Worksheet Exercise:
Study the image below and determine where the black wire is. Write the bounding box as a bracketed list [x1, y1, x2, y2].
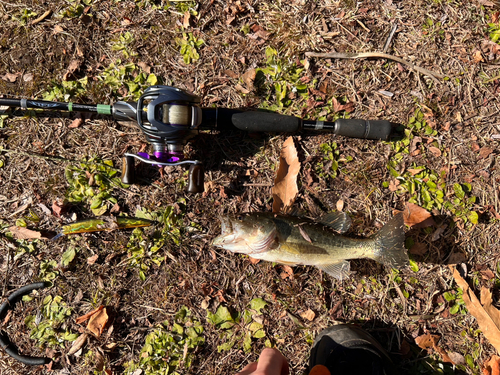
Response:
[0, 282, 51, 366]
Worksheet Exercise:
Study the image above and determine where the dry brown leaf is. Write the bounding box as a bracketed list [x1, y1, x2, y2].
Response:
[76, 305, 104, 324]
[242, 69, 256, 90]
[388, 179, 400, 192]
[1, 72, 20, 83]
[235, 83, 250, 94]
[479, 146, 494, 159]
[250, 24, 270, 40]
[248, 256, 261, 264]
[336, 199, 344, 212]
[87, 307, 109, 337]
[477, 0, 496, 6]
[300, 309, 316, 321]
[493, 11, 500, 24]
[280, 265, 294, 280]
[428, 146, 442, 157]
[452, 268, 500, 354]
[415, 333, 454, 364]
[52, 200, 64, 217]
[481, 269, 496, 280]
[63, 60, 82, 81]
[402, 203, 435, 228]
[53, 25, 64, 34]
[408, 168, 422, 176]
[410, 136, 422, 156]
[95, 349, 105, 371]
[447, 351, 465, 365]
[483, 355, 500, 375]
[87, 254, 99, 265]
[69, 117, 84, 129]
[473, 50, 485, 63]
[409, 242, 427, 256]
[331, 97, 354, 113]
[223, 69, 238, 78]
[415, 332, 439, 350]
[8, 226, 47, 240]
[137, 62, 151, 74]
[183, 11, 190, 28]
[68, 333, 88, 355]
[272, 137, 300, 213]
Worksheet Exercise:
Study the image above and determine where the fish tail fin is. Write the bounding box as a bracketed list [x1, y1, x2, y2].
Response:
[371, 213, 408, 268]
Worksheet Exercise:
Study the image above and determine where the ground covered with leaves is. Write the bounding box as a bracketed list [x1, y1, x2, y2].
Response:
[0, 0, 500, 374]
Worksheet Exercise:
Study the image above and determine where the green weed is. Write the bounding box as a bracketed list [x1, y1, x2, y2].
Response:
[255, 46, 308, 110]
[124, 306, 204, 375]
[12, 9, 37, 25]
[111, 32, 138, 59]
[443, 289, 466, 315]
[43, 60, 159, 103]
[176, 32, 204, 64]
[0, 115, 8, 128]
[59, 0, 92, 18]
[444, 183, 479, 225]
[422, 18, 445, 40]
[98, 60, 159, 100]
[126, 206, 182, 281]
[24, 295, 79, 349]
[64, 157, 126, 216]
[384, 110, 478, 225]
[488, 20, 500, 43]
[316, 141, 352, 179]
[39, 260, 59, 282]
[207, 298, 269, 352]
[172, 0, 198, 15]
[44, 77, 88, 102]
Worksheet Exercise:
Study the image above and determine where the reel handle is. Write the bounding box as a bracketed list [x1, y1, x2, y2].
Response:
[121, 155, 136, 185]
[187, 163, 205, 193]
[120, 154, 205, 193]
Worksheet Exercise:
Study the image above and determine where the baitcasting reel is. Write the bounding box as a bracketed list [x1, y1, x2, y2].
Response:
[0, 85, 395, 193]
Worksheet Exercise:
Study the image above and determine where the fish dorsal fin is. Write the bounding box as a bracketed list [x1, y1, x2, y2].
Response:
[317, 261, 351, 281]
[317, 212, 351, 233]
[286, 207, 306, 217]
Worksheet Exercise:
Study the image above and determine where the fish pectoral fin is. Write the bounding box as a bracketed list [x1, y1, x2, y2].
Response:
[317, 212, 352, 234]
[317, 261, 351, 281]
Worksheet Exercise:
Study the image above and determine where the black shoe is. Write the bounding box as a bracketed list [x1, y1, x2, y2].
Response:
[308, 324, 397, 375]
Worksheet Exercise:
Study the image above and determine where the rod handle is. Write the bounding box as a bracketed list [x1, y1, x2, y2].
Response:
[334, 119, 393, 140]
[207, 109, 301, 133]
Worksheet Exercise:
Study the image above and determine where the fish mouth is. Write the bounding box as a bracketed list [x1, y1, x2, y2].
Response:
[212, 217, 236, 247]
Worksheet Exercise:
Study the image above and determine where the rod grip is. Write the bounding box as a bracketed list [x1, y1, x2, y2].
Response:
[121, 156, 135, 185]
[213, 109, 301, 133]
[187, 163, 204, 193]
[334, 119, 393, 140]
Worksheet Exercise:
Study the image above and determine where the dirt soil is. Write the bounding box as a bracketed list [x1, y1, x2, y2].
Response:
[1, 0, 500, 374]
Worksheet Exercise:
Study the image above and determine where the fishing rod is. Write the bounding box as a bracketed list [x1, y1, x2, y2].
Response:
[0, 86, 394, 193]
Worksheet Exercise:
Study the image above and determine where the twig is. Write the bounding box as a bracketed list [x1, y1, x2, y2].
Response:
[0, 148, 120, 170]
[305, 51, 444, 82]
[383, 23, 398, 53]
[31, 10, 52, 25]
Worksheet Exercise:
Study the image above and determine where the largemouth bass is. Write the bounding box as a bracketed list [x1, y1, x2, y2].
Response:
[212, 212, 408, 280]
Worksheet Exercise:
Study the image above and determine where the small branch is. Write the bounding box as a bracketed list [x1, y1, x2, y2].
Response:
[383, 23, 398, 53]
[31, 10, 52, 25]
[305, 51, 444, 82]
[0, 148, 120, 170]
